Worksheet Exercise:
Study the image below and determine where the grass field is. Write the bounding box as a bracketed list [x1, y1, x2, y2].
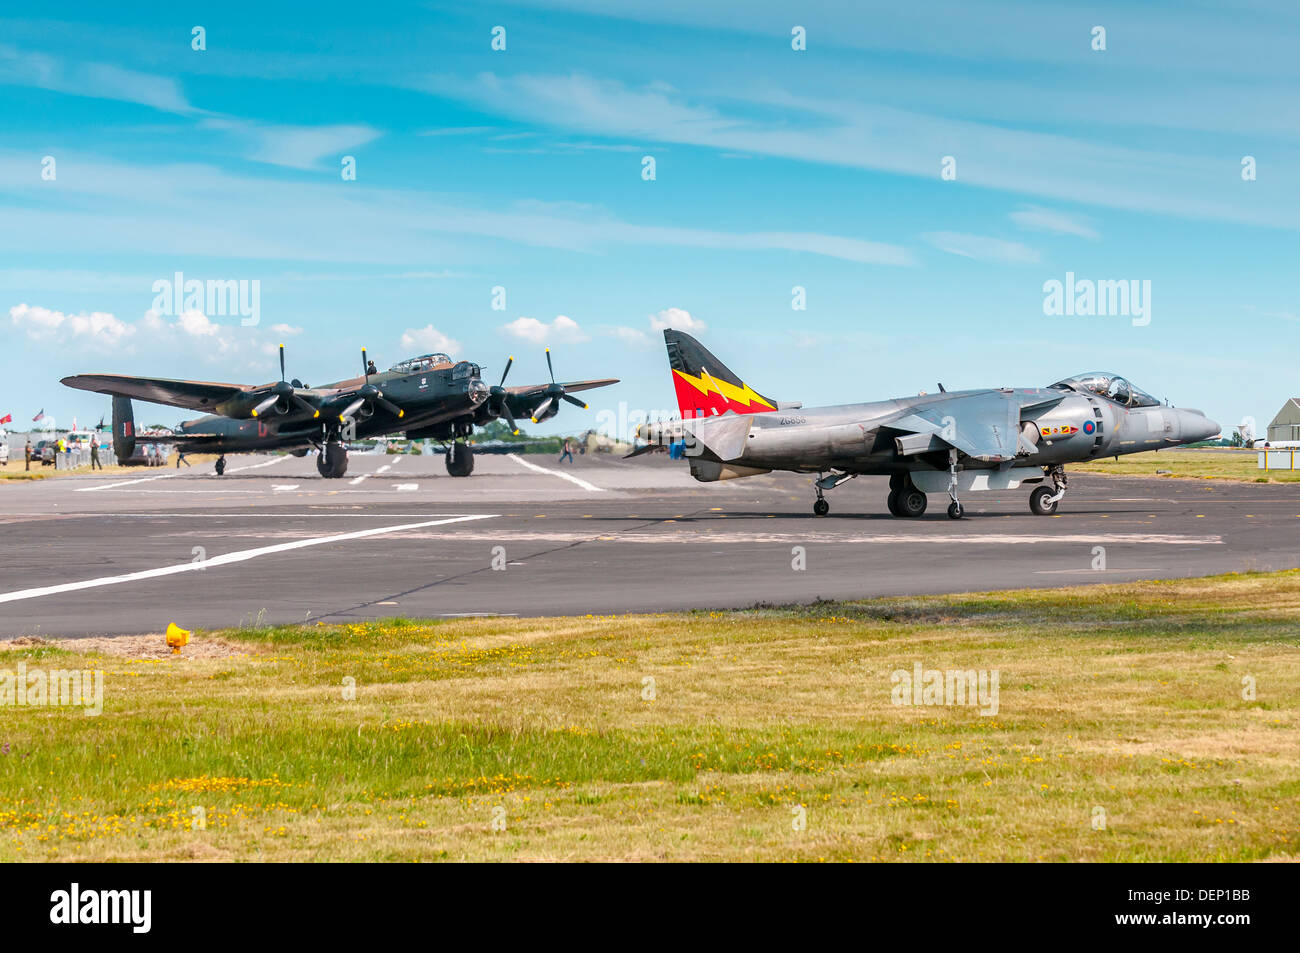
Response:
[1, 572, 1297, 862]
[1073, 448, 1300, 483]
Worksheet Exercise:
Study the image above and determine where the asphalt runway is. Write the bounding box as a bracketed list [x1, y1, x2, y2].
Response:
[1, 450, 1297, 637]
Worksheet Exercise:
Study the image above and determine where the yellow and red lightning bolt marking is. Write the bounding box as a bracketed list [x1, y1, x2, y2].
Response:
[672, 368, 775, 417]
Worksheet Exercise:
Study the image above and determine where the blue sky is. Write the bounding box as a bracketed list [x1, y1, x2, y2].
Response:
[2, 0, 1297, 435]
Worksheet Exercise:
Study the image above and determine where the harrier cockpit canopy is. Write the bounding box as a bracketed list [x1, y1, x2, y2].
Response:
[1050, 372, 1161, 408]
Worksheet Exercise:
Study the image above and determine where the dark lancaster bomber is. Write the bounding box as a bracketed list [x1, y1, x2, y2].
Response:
[637, 329, 1220, 519]
[61, 345, 616, 478]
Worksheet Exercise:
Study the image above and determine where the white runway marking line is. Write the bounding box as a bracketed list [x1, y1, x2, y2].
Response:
[73, 455, 287, 491]
[225, 457, 288, 474]
[350, 459, 394, 485]
[506, 453, 605, 492]
[0, 513, 497, 605]
[393, 483, 418, 491]
[74, 472, 179, 492]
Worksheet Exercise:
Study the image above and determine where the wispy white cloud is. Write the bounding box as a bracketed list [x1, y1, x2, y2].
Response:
[0, 44, 194, 113]
[1010, 206, 1099, 240]
[200, 118, 382, 170]
[0, 151, 910, 266]
[922, 231, 1041, 264]
[421, 71, 1300, 230]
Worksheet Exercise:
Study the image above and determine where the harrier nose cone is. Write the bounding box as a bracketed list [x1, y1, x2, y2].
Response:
[1178, 409, 1219, 443]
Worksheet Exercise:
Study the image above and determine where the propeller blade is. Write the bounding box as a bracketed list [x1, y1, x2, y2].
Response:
[279, 343, 286, 382]
[338, 397, 364, 420]
[502, 405, 520, 435]
[499, 356, 514, 388]
[545, 347, 554, 383]
[374, 395, 404, 419]
[531, 397, 554, 422]
[561, 393, 589, 410]
[289, 394, 320, 418]
[250, 394, 280, 418]
[361, 347, 369, 383]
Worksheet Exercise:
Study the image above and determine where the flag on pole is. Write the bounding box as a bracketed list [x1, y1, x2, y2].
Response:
[0, 414, 11, 425]
[32, 409, 44, 422]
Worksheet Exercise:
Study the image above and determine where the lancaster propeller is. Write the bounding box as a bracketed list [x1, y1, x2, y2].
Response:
[334, 347, 404, 422]
[529, 347, 590, 423]
[251, 344, 319, 419]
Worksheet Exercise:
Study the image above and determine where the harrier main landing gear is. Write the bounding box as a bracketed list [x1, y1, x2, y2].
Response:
[886, 473, 927, 518]
[214, 455, 226, 476]
[1030, 465, 1067, 515]
[811, 471, 855, 516]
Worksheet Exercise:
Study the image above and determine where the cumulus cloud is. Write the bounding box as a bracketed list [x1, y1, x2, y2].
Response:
[648, 307, 706, 333]
[501, 314, 587, 344]
[399, 324, 461, 354]
[10, 303, 134, 346]
[10, 302, 301, 371]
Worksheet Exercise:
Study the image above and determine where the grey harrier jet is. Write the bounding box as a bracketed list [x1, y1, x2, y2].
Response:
[634, 329, 1218, 518]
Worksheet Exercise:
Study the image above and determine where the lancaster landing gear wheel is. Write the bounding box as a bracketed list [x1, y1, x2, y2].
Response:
[317, 442, 348, 478]
[445, 442, 474, 477]
[896, 488, 928, 518]
[886, 489, 901, 516]
[947, 501, 963, 520]
[1030, 485, 1059, 516]
[813, 498, 830, 517]
[214, 456, 226, 476]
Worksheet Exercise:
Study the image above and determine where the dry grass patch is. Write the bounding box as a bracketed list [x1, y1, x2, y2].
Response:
[0, 573, 1296, 861]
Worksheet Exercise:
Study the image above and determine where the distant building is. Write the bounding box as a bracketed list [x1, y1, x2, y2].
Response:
[1267, 398, 1300, 443]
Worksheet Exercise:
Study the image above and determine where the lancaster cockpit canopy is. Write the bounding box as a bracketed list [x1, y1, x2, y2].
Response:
[1050, 372, 1161, 408]
[389, 353, 452, 373]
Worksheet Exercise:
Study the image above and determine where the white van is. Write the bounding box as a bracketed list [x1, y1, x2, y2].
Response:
[0, 430, 9, 466]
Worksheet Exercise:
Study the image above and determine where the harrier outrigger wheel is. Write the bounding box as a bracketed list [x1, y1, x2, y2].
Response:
[811, 470, 855, 516]
[947, 501, 963, 519]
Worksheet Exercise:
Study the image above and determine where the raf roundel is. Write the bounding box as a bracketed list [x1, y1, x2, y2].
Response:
[1083, 420, 1096, 435]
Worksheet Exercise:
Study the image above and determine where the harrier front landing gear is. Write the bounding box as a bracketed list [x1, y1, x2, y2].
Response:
[945, 449, 963, 519]
[812, 471, 855, 516]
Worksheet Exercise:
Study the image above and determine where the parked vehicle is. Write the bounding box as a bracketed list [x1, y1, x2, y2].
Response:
[32, 439, 57, 465]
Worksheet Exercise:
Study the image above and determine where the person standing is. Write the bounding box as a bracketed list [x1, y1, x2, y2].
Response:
[90, 439, 102, 470]
[176, 448, 191, 467]
[559, 437, 574, 464]
[24, 437, 31, 471]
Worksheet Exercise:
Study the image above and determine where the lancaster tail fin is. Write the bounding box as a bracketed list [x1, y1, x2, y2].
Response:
[111, 396, 136, 464]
